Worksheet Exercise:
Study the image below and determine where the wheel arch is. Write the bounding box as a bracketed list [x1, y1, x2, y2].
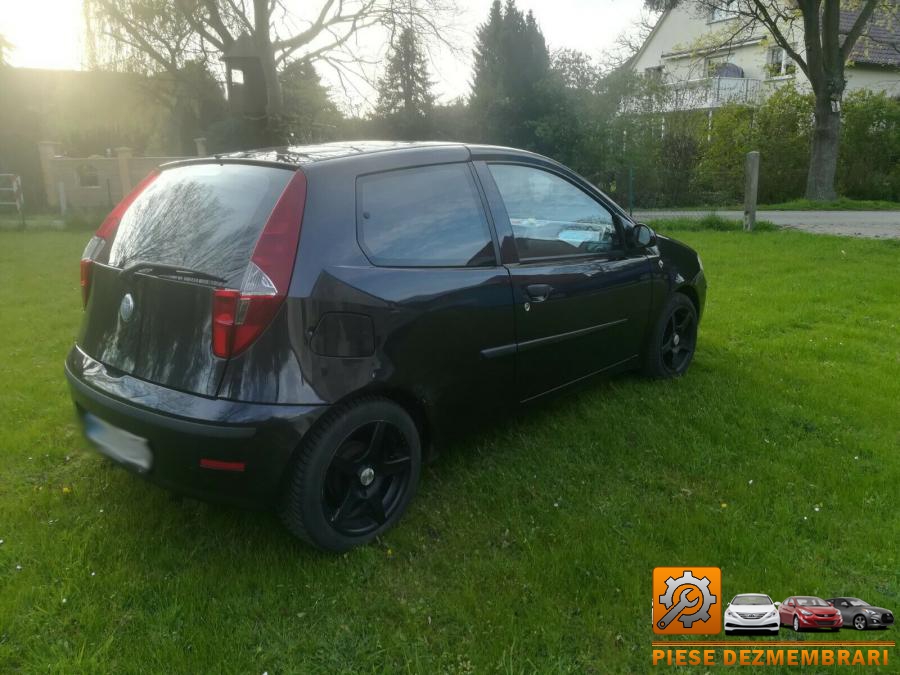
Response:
[675, 284, 700, 318]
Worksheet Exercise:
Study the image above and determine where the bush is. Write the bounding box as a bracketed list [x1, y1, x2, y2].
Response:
[839, 90, 900, 201]
[754, 85, 813, 202]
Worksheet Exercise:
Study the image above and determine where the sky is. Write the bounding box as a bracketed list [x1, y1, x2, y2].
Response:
[0, 0, 648, 105]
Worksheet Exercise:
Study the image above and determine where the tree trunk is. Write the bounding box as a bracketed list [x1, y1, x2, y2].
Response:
[805, 94, 841, 201]
[252, 0, 285, 144]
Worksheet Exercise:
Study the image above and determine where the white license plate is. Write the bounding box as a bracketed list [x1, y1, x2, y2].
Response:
[83, 413, 153, 473]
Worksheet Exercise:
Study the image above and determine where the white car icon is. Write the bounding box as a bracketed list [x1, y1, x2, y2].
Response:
[724, 594, 781, 635]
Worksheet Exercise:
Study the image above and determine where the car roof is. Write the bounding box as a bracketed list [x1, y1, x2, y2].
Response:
[202, 141, 551, 168]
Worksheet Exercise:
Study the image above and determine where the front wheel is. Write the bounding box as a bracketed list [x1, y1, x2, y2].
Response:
[793, 616, 801, 633]
[853, 615, 867, 631]
[280, 397, 422, 552]
[642, 293, 698, 379]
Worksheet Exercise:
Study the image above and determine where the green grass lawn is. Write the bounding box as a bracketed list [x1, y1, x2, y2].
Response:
[1, 228, 898, 673]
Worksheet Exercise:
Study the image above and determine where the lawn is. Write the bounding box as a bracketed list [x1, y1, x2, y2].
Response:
[0, 227, 898, 674]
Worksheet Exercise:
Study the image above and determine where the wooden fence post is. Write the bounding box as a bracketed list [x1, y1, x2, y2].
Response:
[743, 150, 760, 232]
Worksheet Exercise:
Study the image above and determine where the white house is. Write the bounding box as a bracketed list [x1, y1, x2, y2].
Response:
[630, 2, 900, 110]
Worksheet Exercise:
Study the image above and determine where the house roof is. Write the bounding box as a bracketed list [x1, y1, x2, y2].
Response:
[841, 8, 900, 68]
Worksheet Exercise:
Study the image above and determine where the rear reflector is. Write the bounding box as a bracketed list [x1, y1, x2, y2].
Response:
[199, 458, 246, 472]
[211, 170, 307, 359]
[80, 170, 160, 309]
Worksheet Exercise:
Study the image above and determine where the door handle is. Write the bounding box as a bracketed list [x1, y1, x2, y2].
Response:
[525, 284, 553, 302]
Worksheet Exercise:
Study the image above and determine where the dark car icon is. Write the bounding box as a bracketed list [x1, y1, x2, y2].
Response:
[779, 596, 843, 632]
[66, 141, 706, 551]
[826, 598, 895, 631]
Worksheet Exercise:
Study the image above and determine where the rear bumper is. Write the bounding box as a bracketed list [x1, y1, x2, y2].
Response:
[65, 346, 327, 508]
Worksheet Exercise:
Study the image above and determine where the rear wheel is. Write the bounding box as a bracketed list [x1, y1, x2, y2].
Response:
[280, 397, 421, 552]
[642, 293, 698, 378]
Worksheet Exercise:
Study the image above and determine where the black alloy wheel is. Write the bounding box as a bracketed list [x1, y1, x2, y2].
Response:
[661, 304, 697, 375]
[280, 397, 422, 552]
[642, 293, 698, 378]
[323, 420, 413, 536]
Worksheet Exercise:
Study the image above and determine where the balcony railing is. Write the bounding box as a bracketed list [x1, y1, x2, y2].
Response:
[623, 76, 763, 113]
[665, 76, 762, 110]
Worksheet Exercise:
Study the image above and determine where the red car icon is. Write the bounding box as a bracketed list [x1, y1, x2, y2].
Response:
[779, 596, 843, 632]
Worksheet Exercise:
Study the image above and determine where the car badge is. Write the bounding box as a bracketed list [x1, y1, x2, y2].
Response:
[119, 293, 135, 322]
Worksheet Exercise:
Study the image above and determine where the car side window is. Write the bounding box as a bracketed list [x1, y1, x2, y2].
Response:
[488, 163, 620, 260]
[357, 163, 495, 268]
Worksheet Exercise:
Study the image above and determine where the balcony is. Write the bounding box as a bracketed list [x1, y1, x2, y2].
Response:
[663, 76, 762, 110]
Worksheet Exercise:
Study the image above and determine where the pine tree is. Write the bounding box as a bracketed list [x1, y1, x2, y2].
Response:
[469, 0, 550, 147]
[375, 27, 435, 140]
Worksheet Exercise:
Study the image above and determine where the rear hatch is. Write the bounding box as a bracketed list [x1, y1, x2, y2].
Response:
[78, 163, 296, 397]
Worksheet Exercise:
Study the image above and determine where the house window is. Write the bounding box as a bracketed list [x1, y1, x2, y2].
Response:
[709, 0, 737, 22]
[766, 46, 796, 77]
[77, 164, 99, 188]
[644, 66, 664, 82]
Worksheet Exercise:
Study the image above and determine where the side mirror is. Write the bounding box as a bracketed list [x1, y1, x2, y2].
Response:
[774, 601, 781, 607]
[633, 223, 657, 247]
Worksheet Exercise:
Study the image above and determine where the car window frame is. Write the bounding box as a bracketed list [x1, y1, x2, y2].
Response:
[477, 160, 629, 266]
[355, 161, 501, 269]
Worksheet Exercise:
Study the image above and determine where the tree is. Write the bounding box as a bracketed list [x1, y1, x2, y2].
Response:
[0, 34, 11, 66]
[281, 61, 341, 144]
[643, 0, 898, 200]
[375, 26, 434, 139]
[469, 0, 551, 148]
[85, 0, 456, 140]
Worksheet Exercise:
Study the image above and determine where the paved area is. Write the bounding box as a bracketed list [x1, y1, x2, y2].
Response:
[634, 210, 900, 239]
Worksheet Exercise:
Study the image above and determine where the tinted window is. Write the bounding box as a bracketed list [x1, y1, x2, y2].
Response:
[108, 164, 293, 286]
[358, 164, 494, 267]
[489, 164, 619, 259]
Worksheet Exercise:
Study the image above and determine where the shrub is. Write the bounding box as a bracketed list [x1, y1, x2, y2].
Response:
[839, 90, 900, 201]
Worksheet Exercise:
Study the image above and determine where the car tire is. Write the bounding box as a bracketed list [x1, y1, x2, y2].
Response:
[642, 293, 698, 379]
[280, 396, 422, 552]
[853, 615, 867, 631]
[793, 616, 801, 632]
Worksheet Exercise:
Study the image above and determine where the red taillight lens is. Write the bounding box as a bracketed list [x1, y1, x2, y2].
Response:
[211, 170, 307, 359]
[80, 170, 161, 309]
[212, 289, 240, 358]
[80, 258, 93, 308]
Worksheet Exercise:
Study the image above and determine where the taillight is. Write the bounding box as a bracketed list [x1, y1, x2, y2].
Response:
[80, 170, 160, 309]
[211, 170, 307, 359]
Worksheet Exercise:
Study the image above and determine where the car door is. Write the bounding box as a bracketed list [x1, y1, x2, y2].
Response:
[780, 599, 792, 624]
[474, 161, 653, 402]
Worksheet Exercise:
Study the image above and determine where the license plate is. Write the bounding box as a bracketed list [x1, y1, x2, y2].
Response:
[83, 413, 153, 473]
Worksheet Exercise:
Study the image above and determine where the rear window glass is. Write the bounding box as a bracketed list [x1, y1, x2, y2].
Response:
[107, 164, 293, 285]
[357, 164, 495, 267]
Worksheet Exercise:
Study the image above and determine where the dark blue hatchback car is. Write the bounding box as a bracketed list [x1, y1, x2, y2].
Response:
[67, 141, 706, 551]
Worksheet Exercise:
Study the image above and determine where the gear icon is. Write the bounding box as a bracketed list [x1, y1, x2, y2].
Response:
[658, 570, 717, 628]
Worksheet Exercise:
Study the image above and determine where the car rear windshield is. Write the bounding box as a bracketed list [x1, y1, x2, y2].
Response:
[107, 163, 294, 286]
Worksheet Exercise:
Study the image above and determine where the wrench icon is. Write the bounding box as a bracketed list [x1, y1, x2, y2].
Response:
[657, 588, 699, 629]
